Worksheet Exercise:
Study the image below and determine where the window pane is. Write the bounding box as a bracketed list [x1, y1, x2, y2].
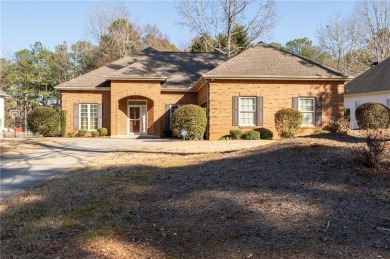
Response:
[302, 113, 314, 125]
[240, 98, 255, 112]
[89, 104, 98, 130]
[299, 99, 314, 112]
[80, 104, 88, 130]
[239, 112, 255, 125]
[129, 100, 147, 105]
[386, 99, 390, 108]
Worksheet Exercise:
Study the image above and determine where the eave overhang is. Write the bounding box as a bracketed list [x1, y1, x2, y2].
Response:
[202, 75, 353, 81]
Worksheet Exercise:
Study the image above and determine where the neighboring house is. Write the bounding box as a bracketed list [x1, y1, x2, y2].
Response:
[0, 89, 9, 134]
[56, 44, 351, 140]
[344, 57, 390, 129]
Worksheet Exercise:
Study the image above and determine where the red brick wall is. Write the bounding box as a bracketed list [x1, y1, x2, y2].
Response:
[61, 90, 111, 134]
[160, 92, 197, 133]
[197, 85, 208, 106]
[110, 80, 161, 136]
[117, 96, 155, 135]
[208, 79, 345, 140]
[60, 84, 197, 137]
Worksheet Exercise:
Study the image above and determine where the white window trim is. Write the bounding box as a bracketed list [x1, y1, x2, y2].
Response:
[127, 99, 148, 135]
[128, 100, 147, 105]
[169, 104, 181, 129]
[239, 97, 256, 126]
[79, 103, 98, 131]
[298, 97, 315, 126]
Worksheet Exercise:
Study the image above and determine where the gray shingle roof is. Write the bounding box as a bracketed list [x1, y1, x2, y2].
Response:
[345, 56, 390, 95]
[56, 48, 228, 90]
[205, 43, 349, 79]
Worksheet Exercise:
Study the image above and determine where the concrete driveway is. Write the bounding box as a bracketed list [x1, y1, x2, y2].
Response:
[0, 138, 173, 201]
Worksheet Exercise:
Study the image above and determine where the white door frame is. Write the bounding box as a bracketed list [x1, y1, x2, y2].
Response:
[127, 100, 147, 135]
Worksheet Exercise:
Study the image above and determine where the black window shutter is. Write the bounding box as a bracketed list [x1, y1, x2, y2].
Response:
[164, 104, 171, 131]
[232, 96, 239, 126]
[315, 96, 322, 126]
[73, 103, 79, 130]
[256, 96, 263, 126]
[97, 104, 103, 129]
[292, 97, 298, 109]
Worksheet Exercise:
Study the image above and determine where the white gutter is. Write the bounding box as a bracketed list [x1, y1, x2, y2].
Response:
[203, 75, 353, 81]
[55, 87, 111, 91]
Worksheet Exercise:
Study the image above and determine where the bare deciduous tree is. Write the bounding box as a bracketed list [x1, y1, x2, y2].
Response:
[355, 0, 390, 62]
[142, 24, 178, 51]
[84, 2, 129, 44]
[317, 13, 364, 74]
[177, 0, 277, 57]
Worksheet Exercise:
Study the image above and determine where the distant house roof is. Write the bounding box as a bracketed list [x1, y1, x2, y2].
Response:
[56, 48, 228, 90]
[0, 89, 9, 97]
[204, 43, 350, 80]
[345, 56, 390, 95]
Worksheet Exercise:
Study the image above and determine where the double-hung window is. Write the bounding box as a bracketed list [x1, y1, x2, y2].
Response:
[298, 98, 315, 126]
[239, 97, 256, 126]
[80, 104, 98, 130]
[169, 105, 180, 129]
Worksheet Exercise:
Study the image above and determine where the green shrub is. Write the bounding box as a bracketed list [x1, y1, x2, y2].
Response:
[91, 131, 100, 137]
[27, 106, 60, 137]
[67, 132, 75, 138]
[242, 130, 260, 140]
[97, 127, 108, 137]
[78, 129, 88, 137]
[255, 127, 273, 140]
[172, 105, 207, 140]
[355, 102, 390, 129]
[60, 110, 67, 137]
[219, 135, 232, 140]
[312, 129, 331, 135]
[229, 129, 243, 140]
[274, 108, 303, 138]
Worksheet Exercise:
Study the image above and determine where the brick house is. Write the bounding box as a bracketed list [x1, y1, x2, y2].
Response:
[56, 43, 351, 140]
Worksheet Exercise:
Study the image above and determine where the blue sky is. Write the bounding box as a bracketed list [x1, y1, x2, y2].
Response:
[1, 0, 356, 58]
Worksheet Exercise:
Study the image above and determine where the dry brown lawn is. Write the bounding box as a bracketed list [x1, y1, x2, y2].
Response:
[0, 134, 389, 258]
[0, 138, 70, 158]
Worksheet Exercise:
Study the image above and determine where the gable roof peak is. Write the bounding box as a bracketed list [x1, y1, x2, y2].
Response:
[204, 42, 349, 80]
[140, 47, 160, 54]
[345, 56, 390, 95]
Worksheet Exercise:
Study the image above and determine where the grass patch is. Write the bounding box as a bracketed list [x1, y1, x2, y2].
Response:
[1, 137, 389, 258]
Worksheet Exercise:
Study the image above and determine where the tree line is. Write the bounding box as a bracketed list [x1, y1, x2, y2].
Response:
[1, 0, 389, 129]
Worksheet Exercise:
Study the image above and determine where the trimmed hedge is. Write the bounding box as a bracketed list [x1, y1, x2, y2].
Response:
[274, 108, 303, 138]
[355, 102, 390, 129]
[172, 105, 207, 140]
[60, 110, 67, 137]
[97, 127, 108, 137]
[230, 129, 243, 140]
[255, 127, 273, 140]
[27, 107, 60, 137]
[91, 131, 100, 137]
[242, 130, 260, 140]
[78, 129, 88, 137]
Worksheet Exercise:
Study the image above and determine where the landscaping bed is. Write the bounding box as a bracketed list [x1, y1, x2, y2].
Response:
[0, 135, 389, 258]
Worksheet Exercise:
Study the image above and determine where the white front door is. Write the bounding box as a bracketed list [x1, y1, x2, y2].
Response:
[128, 105, 147, 134]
